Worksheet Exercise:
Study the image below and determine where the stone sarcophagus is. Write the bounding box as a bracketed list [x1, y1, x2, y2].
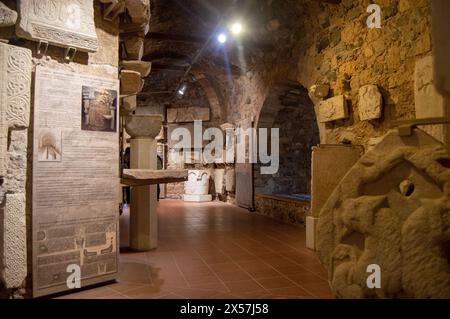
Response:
[317, 129, 450, 299]
[16, 0, 98, 52]
[183, 170, 212, 202]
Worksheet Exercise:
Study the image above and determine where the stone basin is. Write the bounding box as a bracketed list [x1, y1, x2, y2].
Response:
[125, 115, 163, 138]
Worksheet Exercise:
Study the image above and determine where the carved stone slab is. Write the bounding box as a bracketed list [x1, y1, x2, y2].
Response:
[358, 85, 383, 121]
[167, 107, 210, 123]
[318, 95, 348, 123]
[16, 0, 98, 52]
[0, 2, 18, 27]
[415, 55, 450, 145]
[317, 129, 450, 298]
[4, 193, 27, 288]
[0, 43, 32, 178]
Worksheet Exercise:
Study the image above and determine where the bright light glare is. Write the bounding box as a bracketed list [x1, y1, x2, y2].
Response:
[217, 33, 227, 44]
[230, 22, 243, 35]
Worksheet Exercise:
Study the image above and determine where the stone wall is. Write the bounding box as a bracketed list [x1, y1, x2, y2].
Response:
[255, 194, 310, 226]
[224, 0, 432, 149]
[254, 85, 319, 195]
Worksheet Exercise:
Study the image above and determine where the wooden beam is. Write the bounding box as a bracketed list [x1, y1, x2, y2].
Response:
[145, 32, 273, 51]
[151, 62, 241, 76]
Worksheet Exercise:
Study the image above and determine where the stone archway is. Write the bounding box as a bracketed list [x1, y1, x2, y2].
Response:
[254, 83, 319, 197]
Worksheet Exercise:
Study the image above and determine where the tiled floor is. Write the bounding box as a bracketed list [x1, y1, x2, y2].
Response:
[60, 200, 333, 299]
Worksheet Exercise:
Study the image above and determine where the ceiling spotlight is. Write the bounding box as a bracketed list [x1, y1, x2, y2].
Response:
[217, 33, 227, 44]
[230, 22, 243, 35]
[176, 82, 188, 98]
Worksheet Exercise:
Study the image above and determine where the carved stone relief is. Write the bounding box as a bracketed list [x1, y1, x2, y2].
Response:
[16, 0, 98, 52]
[0, 42, 32, 290]
[317, 129, 450, 298]
[0, 42, 32, 177]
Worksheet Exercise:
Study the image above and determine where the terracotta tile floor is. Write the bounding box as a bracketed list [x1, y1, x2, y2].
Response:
[60, 200, 333, 299]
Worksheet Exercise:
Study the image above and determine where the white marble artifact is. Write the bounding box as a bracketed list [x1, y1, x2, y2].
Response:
[318, 95, 348, 123]
[0, 2, 17, 27]
[183, 170, 212, 202]
[414, 55, 450, 145]
[0, 43, 31, 290]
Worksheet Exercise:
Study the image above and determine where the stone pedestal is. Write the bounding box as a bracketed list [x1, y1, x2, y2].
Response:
[125, 115, 162, 251]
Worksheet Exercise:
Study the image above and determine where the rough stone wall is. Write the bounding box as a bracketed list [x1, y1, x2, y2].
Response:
[255, 194, 310, 226]
[225, 0, 432, 149]
[0, 0, 119, 298]
[254, 86, 319, 195]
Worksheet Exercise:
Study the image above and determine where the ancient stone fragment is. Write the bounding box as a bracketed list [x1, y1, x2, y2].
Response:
[123, 35, 144, 60]
[309, 84, 330, 100]
[167, 107, 210, 123]
[0, 2, 17, 27]
[120, 70, 144, 96]
[122, 95, 136, 113]
[358, 84, 383, 121]
[414, 55, 450, 145]
[318, 95, 348, 123]
[317, 129, 450, 299]
[16, 0, 98, 52]
[124, 0, 150, 25]
[0, 43, 32, 177]
[3, 193, 27, 289]
[121, 60, 152, 77]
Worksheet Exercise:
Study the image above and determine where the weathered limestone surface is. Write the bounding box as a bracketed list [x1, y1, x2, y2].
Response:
[124, 0, 150, 25]
[358, 85, 383, 121]
[123, 35, 144, 60]
[317, 129, 450, 299]
[121, 60, 152, 77]
[16, 0, 98, 52]
[121, 70, 144, 96]
[127, 115, 162, 251]
[0, 43, 31, 290]
[0, 43, 32, 177]
[122, 95, 136, 113]
[213, 169, 225, 195]
[122, 168, 187, 185]
[414, 55, 450, 145]
[0, 2, 17, 27]
[167, 107, 210, 123]
[318, 95, 348, 123]
[4, 193, 27, 289]
[225, 168, 235, 192]
[125, 115, 162, 138]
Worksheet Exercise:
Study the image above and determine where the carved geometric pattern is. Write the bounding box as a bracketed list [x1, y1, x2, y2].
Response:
[0, 43, 32, 177]
[16, 0, 98, 52]
[4, 193, 27, 289]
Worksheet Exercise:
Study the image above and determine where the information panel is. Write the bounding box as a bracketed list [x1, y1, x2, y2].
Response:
[32, 66, 120, 297]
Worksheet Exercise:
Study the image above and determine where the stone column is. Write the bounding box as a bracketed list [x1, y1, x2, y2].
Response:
[125, 115, 162, 251]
